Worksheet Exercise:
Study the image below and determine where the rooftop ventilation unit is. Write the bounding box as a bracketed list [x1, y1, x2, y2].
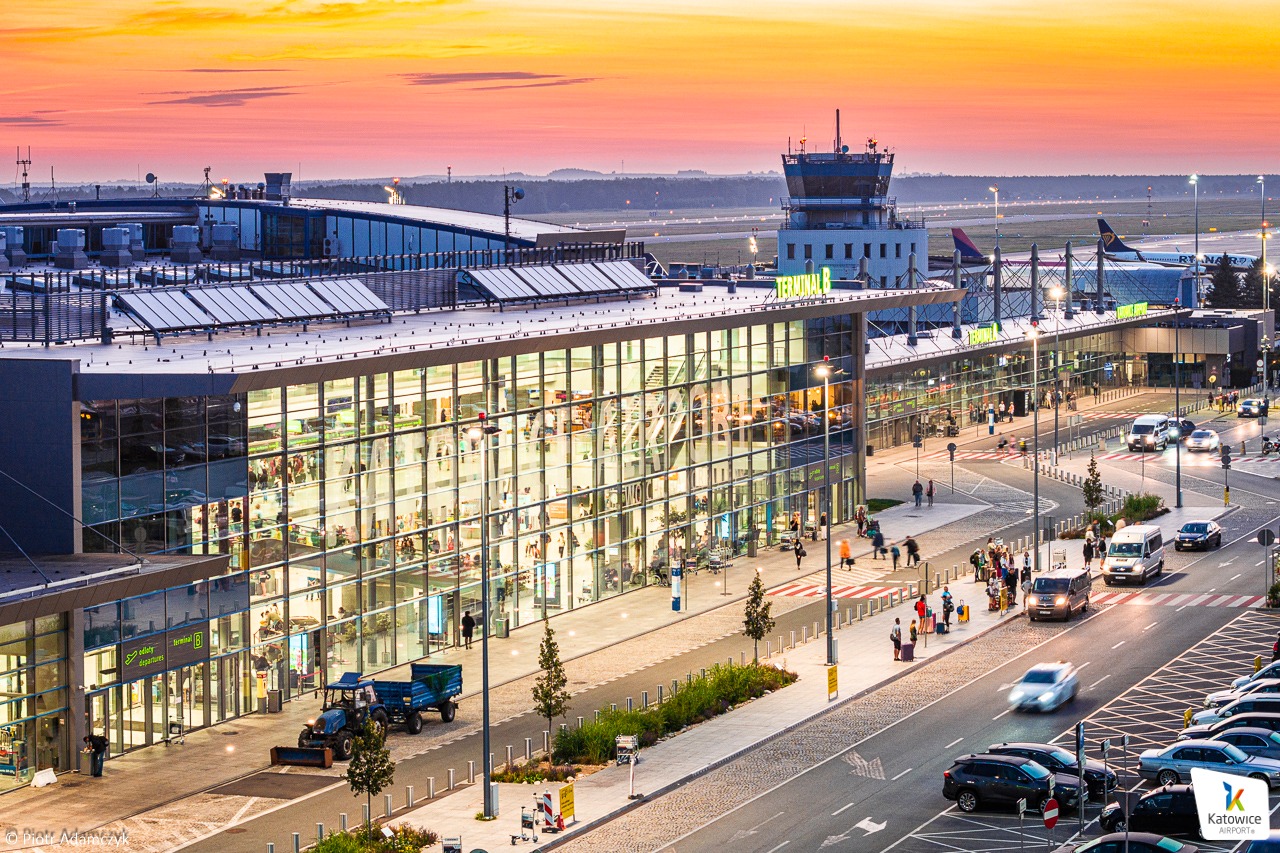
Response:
[170, 225, 203, 264]
[263, 172, 292, 202]
[209, 224, 240, 262]
[99, 228, 133, 268]
[0, 231, 8, 273]
[120, 222, 146, 261]
[2, 226, 27, 268]
[53, 228, 89, 270]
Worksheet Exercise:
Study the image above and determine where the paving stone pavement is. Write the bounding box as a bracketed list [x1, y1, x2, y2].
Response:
[551, 609, 1109, 853]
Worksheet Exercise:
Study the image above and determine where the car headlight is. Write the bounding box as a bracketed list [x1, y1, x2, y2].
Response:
[1038, 691, 1056, 702]
[1028, 595, 1039, 605]
[1055, 595, 1067, 605]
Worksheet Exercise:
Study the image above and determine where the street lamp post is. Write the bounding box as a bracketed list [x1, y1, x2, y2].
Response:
[503, 185, 525, 263]
[1029, 323, 1041, 576]
[1174, 298, 1183, 508]
[815, 357, 836, 665]
[1261, 176, 1269, 313]
[469, 410, 501, 820]
[989, 185, 1000, 251]
[1049, 286, 1064, 464]
[1190, 174, 1201, 298]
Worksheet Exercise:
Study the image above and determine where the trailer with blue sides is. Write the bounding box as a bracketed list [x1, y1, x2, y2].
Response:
[373, 663, 463, 734]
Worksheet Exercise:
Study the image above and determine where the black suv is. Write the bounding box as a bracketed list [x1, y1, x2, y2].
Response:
[987, 742, 1118, 799]
[943, 753, 1082, 813]
[1100, 784, 1201, 838]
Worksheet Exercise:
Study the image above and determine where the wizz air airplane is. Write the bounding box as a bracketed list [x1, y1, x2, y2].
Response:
[1097, 218, 1258, 271]
[952, 227, 986, 262]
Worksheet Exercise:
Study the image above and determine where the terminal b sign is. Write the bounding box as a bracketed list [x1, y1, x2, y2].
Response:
[775, 267, 832, 300]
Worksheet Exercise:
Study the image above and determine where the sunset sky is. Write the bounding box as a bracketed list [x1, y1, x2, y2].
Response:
[3, 0, 1278, 183]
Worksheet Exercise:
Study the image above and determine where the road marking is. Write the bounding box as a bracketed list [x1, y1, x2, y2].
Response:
[1111, 640, 1126, 649]
[993, 709, 1013, 720]
[1209, 588, 1216, 592]
[765, 843, 790, 853]
[944, 737, 964, 749]
[1089, 674, 1111, 689]
[891, 768, 913, 781]
[1178, 605, 1191, 611]
[1143, 621, 1158, 631]
[1231, 573, 1243, 581]
[1223, 557, 1238, 566]
[1258, 560, 1267, 567]
[832, 802, 856, 816]
[1077, 660, 1091, 671]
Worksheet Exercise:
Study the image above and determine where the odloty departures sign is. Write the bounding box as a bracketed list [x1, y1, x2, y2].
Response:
[121, 623, 210, 680]
[775, 268, 832, 300]
[1116, 301, 1149, 320]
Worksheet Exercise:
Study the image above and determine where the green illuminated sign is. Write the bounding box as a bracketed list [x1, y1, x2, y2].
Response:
[775, 267, 832, 300]
[1116, 301, 1148, 320]
[968, 323, 1001, 345]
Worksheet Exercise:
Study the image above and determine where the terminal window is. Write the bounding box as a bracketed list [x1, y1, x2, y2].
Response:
[911, 242, 917, 255]
[879, 244, 886, 258]
[844, 244, 853, 259]
[804, 244, 813, 260]
[863, 244, 872, 259]
[786, 244, 795, 260]
[895, 244, 902, 259]
[825, 244, 833, 260]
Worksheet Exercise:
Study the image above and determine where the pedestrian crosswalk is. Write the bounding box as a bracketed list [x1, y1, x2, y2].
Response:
[1091, 590, 1264, 609]
[922, 450, 1010, 460]
[1099, 451, 1280, 464]
[769, 580, 910, 600]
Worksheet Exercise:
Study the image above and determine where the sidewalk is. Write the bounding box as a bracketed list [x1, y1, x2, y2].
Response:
[389, 572, 1016, 850]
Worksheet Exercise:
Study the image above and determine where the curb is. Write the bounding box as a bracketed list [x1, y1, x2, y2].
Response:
[532, 609, 1024, 850]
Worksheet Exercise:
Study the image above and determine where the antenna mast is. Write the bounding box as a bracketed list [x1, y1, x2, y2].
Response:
[835, 109, 841, 154]
[16, 147, 32, 202]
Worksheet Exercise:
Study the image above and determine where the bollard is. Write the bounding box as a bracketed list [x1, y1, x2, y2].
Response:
[802, 625, 808, 644]
[544, 730, 551, 755]
[858, 603, 865, 622]
[642, 690, 650, 708]
[407, 785, 415, 809]
[362, 803, 370, 826]
[790, 629, 796, 649]
[687, 671, 693, 684]
[468, 759, 475, 783]
[578, 716, 585, 729]
[448, 769, 455, 790]
[525, 737, 532, 761]
[293, 833, 301, 853]
[673, 679, 680, 695]
[428, 777, 435, 799]
[628, 696, 634, 711]
[269, 845, 275, 853]
[741, 651, 746, 666]
[870, 598, 878, 615]
[700, 668, 706, 680]
[341, 813, 348, 832]
[765, 640, 771, 658]
[611, 703, 618, 712]
[506, 745, 514, 770]
[1257, 656, 1264, 674]
[385, 793, 393, 818]
[317, 824, 324, 843]
[658, 684, 664, 704]
[593, 710, 600, 723]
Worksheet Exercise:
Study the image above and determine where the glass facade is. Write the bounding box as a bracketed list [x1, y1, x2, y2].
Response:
[0, 615, 70, 792]
[79, 318, 862, 736]
[866, 329, 1135, 449]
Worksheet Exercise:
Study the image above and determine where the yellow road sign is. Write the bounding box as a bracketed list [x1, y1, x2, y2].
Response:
[560, 783, 575, 820]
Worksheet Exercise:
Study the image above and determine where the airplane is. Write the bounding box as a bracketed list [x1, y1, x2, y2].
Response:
[1097, 218, 1258, 271]
[952, 227, 986, 262]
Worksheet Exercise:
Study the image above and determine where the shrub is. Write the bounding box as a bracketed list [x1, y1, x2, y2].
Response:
[1121, 493, 1165, 523]
[552, 663, 797, 764]
[312, 825, 440, 853]
[489, 763, 581, 784]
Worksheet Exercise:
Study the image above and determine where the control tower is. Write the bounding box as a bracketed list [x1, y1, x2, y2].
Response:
[777, 111, 927, 287]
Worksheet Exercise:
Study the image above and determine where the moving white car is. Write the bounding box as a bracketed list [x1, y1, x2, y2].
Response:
[1008, 662, 1079, 713]
[1185, 429, 1220, 452]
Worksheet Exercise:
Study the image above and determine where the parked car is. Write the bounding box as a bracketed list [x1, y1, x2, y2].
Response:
[1203, 678, 1280, 710]
[1233, 660, 1280, 690]
[1008, 662, 1080, 712]
[1173, 521, 1222, 551]
[1053, 833, 1198, 853]
[1185, 429, 1220, 452]
[1209, 728, 1280, 761]
[985, 742, 1117, 799]
[943, 753, 1082, 813]
[1190, 694, 1280, 726]
[1137, 739, 1280, 788]
[1179, 712, 1280, 741]
[1239, 398, 1269, 418]
[1100, 784, 1201, 838]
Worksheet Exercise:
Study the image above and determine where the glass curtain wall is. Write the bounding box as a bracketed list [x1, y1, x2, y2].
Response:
[0, 616, 69, 792]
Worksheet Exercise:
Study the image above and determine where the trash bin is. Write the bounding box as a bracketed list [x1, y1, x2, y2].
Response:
[267, 689, 282, 714]
[493, 617, 509, 639]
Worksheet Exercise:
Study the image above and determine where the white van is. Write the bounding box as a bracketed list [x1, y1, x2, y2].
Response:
[1126, 415, 1170, 451]
[1101, 524, 1164, 585]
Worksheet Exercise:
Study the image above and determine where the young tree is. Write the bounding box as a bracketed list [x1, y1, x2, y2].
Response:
[742, 571, 775, 662]
[1082, 454, 1104, 517]
[1241, 258, 1267, 309]
[1205, 253, 1242, 308]
[346, 719, 396, 829]
[531, 619, 570, 766]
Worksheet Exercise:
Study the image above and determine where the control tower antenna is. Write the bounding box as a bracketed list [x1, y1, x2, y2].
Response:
[16, 147, 32, 202]
[834, 109, 841, 154]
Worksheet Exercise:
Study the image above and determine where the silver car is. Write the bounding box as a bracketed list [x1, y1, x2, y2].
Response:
[1185, 429, 1220, 452]
[1204, 678, 1280, 710]
[1139, 740, 1280, 788]
[1234, 660, 1280, 690]
[1008, 662, 1079, 713]
[1191, 695, 1280, 726]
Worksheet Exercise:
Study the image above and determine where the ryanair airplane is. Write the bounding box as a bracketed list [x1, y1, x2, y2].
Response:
[1098, 218, 1258, 271]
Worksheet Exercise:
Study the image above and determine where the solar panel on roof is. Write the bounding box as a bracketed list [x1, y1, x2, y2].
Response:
[555, 263, 613, 293]
[517, 265, 579, 296]
[189, 286, 273, 324]
[117, 290, 213, 332]
[468, 267, 540, 301]
[155, 290, 213, 327]
[309, 279, 389, 315]
[251, 282, 327, 319]
[594, 261, 654, 291]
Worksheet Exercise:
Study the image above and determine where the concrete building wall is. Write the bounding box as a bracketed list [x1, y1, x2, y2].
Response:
[776, 226, 928, 287]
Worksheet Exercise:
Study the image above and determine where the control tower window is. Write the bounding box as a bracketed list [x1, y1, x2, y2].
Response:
[895, 244, 902, 259]
[844, 244, 853, 259]
[879, 244, 886, 259]
[825, 244, 834, 260]
[863, 244, 871, 259]
[911, 243, 917, 255]
[804, 244, 813, 260]
[786, 244, 796, 261]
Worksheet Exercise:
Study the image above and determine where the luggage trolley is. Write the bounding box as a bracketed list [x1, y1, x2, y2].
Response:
[511, 808, 538, 844]
[1051, 548, 1067, 573]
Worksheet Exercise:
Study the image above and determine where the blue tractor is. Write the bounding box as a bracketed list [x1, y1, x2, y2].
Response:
[297, 672, 389, 760]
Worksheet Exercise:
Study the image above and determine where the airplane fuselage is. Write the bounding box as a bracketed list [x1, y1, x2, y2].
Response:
[1104, 250, 1258, 272]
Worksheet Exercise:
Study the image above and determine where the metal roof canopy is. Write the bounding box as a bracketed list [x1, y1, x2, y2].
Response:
[115, 277, 391, 343]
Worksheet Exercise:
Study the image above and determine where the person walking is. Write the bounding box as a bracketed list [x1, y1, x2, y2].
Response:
[926, 480, 935, 507]
[891, 618, 902, 661]
[460, 611, 476, 650]
[1083, 538, 1095, 570]
[839, 538, 853, 570]
[912, 480, 924, 508]
[872, 528, 886, 560]
[890, 542, 901, 571]
[904, 536, 921, 567]
[84, 734, 108, 778]
[794, 539, 807, 570]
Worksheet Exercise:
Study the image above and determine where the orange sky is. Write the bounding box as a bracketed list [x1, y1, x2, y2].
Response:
[3, 0, 1278, 183]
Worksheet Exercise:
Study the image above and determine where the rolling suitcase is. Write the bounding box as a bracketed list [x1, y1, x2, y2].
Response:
[900, 641, 915, 662]
[936, 621, 949, 635]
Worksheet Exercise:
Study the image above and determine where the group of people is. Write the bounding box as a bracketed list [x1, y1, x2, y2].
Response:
[911, 480, 935, 508]
[970, 538, 1032, 610]
[1210, 391, 1241, 412]
[889, 586, 956, 660]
